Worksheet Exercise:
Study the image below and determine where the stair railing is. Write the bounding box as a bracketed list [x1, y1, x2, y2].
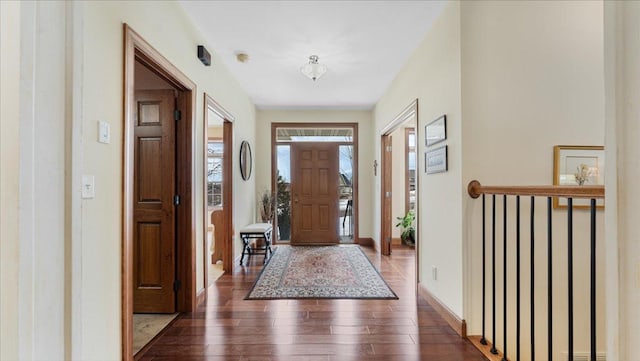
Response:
[467, 180, 604, 361]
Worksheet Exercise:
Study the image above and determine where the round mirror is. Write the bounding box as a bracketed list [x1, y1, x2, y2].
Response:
[239, 140, 252, 181]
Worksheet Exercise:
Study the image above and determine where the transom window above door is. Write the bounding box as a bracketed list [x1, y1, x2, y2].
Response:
[276, 127, 353, 142]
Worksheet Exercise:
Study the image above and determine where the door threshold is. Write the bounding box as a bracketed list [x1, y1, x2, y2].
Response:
[133, 313, 179, 360]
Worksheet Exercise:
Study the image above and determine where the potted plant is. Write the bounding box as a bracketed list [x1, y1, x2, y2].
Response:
[395, 210, 416, 246]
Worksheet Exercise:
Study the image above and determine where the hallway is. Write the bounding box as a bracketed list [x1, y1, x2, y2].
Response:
[138, 246, 486, 360]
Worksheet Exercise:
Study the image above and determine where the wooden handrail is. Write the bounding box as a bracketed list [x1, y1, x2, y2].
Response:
[467, 180, 605, 199]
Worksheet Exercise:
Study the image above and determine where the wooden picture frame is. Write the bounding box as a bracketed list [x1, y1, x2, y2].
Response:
[425, 145, 447, 174]
[425, 115, 446, 146]
[553, 145, 604, 209]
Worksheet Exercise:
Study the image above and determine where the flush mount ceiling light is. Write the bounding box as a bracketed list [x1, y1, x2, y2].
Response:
[300, 55, 327, 81]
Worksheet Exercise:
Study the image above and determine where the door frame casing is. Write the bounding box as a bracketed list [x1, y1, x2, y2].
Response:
[380, 100, 419, 270]
[202, 94, 234, 293]
[270, 122, 359, 244]
[380, 134, 393, 256]
[122, 24, 197, 360]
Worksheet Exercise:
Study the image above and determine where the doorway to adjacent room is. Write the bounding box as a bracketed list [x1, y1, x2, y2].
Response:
[122, 24, 197, 360]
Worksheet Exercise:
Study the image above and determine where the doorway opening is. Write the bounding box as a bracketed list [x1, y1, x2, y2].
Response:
[271, 123, 358, 244]
[203, 94, 234, 291]
[122, 25, 197, 360]
[380, 100, 418, 257]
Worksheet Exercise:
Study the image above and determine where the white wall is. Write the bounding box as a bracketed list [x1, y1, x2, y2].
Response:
[1, 1, 22, 360]
[374, 1, 463, 313]
[255, 109, 374, 239]
[77, 1, 255, 359]
[0, 2, 71, 360]
[604, 2, 640, 360]
[461, 1, 605, 359]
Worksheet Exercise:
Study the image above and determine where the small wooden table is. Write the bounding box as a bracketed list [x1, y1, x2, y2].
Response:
[239, 223, 273, 265]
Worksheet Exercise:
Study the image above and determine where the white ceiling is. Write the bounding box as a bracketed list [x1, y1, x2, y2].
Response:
[179, 1, 446, 110]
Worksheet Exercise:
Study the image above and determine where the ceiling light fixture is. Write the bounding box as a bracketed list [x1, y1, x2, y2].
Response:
[300, 55, 327, 81]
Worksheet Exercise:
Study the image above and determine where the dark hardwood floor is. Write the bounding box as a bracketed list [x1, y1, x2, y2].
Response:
[139, 245, 486, 361]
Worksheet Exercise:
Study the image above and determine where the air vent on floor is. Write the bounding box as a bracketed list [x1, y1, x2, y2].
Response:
[562, 352, 606, 361]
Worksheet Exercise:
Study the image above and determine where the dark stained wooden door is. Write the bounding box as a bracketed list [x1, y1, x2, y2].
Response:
[133, 89, 176, 313]
[291, 143, 339, 244]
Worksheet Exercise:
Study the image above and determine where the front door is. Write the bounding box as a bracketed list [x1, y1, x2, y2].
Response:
[291, 143, 339, 244]
[133, 89, 176, 313]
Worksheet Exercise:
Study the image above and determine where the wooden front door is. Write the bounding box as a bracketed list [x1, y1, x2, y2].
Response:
[133, 89, 176, 313]
[291, 143, 339, 244]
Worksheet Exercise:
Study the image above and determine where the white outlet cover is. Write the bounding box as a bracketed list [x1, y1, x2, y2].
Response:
[82, 175, 95, 199]
[98, 121, 110, 144]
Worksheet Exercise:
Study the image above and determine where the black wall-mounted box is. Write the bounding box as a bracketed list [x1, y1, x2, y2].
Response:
[197, 45, 211, 66]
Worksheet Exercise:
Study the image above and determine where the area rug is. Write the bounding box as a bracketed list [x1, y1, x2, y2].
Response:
[245, 246, 398, 300]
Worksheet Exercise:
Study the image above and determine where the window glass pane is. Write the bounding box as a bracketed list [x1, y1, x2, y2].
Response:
[208, 142, 223, 155]
[276, 145, 291, 241]
[276, 145, 291, 183]
[208, 140, 223, 208]
[339, 145, 353, 240]
[408, 152, 416, 171]
[407, 130, 416, 212]
[408, 133, 416, 148]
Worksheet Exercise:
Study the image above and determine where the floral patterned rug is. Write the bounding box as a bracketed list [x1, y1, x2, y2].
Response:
[245, 246, 398, 300]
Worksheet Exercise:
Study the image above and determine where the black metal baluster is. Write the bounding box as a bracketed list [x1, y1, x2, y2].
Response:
[481, 194, 488, 345]
[491, 195, 498, 355]
[590, 198, 597, 361]
[516, 196, 521, 361]
[530, 196, 535, 361]
[568, 198, 574, 361]
[547, 197, 553, 360]
[502, 195, 508, 361]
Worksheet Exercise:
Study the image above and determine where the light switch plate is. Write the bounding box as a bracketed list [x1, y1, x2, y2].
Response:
[98, 121, 110, 144]
[82, 175, 95, 199]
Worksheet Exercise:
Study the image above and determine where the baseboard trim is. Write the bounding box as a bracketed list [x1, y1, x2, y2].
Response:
[392, 237, 402, 245]
[467, 336, 507, 361]
[417, 283, 467, 337]
[196, 287, 206, 306]
[357, 237, 374, 248]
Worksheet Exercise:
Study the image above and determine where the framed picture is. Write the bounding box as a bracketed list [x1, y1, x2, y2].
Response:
[425, 145, 447, 174]
[425, 115, 446, 146]
[553, 145, 604, 209]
